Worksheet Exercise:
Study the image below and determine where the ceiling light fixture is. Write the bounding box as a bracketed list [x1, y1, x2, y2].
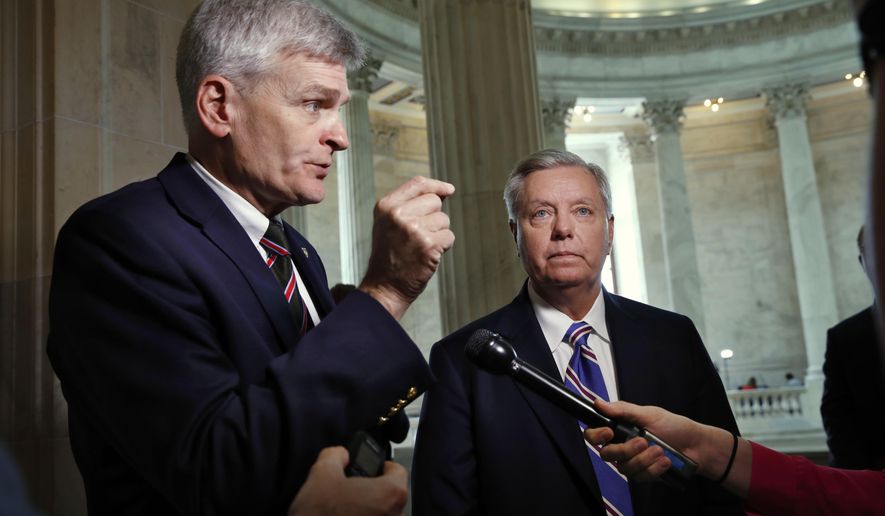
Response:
[847, 71, 866, 88]
[572, 105, 596, 123]
[703, 97, 724, 112]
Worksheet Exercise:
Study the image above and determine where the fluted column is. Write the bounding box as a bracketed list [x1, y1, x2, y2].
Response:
[336, 58, 382, 285]
[541, 97, 574, 150]
[642, 99, 707, 337]
[764, 83, 837, 394]
[621, 130, 671, 309]
[419, 0, 543, 332]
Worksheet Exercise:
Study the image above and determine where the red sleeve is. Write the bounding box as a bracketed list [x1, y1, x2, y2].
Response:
[746, 441, 885, 515]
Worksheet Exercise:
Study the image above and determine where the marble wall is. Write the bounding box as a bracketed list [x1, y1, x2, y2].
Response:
[2, 1, 196, 513]
[681, 102, 808, 387]
[565, 85, 872, 388]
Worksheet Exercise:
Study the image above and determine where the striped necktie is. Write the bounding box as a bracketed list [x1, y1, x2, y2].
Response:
[563, 321, 634, 516]
[260, 222, 311, 335]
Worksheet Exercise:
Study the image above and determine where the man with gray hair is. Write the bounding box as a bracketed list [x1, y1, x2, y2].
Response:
[47, 1, 453, 514]
[412, 149, 740, 515]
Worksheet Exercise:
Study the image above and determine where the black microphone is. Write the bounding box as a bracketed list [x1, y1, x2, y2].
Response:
[465, 328, 698, 488]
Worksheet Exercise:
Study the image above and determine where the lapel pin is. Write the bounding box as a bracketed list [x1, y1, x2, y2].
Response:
[302, 248, 309, 258]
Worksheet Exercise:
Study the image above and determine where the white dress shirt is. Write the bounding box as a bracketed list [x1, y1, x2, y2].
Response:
[528, 283, 620, 401]
[187, 154, 320, 326]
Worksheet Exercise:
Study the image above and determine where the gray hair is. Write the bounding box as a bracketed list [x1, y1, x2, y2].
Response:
[176, 0, 366, 133]
[503, 149, 613, 221]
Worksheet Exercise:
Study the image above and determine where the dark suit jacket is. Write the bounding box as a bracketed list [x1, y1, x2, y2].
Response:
[412, 285, 742, 515]
[47, 153, 432, 516]
[822, 305, 885, 469]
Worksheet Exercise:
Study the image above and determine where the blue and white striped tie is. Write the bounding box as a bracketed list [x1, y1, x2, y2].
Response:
[563, 321, 633, 516]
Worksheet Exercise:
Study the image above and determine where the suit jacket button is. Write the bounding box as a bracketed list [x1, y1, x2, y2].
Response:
[407, 387, 418, 399]
[378, 416, 389, 424]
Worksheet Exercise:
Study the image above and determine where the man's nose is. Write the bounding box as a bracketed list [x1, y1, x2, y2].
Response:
[551, 214, 574, 239]
[325, 117, 349, 151]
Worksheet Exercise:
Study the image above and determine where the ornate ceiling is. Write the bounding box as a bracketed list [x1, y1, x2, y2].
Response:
[318, 0, 861, 114]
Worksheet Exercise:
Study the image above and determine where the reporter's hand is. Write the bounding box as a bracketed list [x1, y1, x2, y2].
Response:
[583, 400, 716, 481]
[289, 446, 408, 516]
[360, 176, 455, 319]
[585, 400, 753, 497]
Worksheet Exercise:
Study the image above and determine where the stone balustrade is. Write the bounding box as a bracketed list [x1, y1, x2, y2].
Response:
[727, 386, 827, 454]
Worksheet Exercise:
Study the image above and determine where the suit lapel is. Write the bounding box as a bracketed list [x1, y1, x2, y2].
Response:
[605, 290, 655, 406]
[496, 285, 603, 503]
[157, 153, 300, 350]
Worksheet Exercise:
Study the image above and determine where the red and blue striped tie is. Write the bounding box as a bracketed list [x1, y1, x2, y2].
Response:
[564, 321, 633, 516]
[260, 222, 311, 336]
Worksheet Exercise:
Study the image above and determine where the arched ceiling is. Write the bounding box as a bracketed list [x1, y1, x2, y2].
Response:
[536, 0, 785, 18]
[319, 0, 861, 116]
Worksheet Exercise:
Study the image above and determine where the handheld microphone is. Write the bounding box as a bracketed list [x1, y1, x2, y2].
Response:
[464, 328, 698, 488]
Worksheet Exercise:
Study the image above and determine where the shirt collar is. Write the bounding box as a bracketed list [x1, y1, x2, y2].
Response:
[528, 283, 609, 354]
[186, 153, 274, 247]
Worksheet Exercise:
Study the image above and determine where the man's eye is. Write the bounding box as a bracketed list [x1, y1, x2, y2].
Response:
[532, 209, 549, 218]
[577, 207, 591, 216]
[305, 102, 320, 113]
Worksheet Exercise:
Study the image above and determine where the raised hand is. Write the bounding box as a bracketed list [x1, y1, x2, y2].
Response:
[360, 176, 455, 320]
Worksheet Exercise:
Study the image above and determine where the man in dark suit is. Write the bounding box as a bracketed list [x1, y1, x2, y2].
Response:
[46, 1, 454, 515]
[821, 225, 885, 470]
[411, 149, 741, 515]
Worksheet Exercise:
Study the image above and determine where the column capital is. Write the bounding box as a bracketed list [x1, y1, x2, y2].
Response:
[763, 83, 810, 119]
[641, 99, 686, 134]
[540, 97, 575, 135]
[348, 57, 384, 93]
[619, 131, 655, 162]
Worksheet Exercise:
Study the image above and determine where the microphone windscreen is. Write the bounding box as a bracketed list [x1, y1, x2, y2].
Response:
[465, 328, 497, 360]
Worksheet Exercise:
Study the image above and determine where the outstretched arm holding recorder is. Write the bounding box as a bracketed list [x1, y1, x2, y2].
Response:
[584, 399, 885, 515]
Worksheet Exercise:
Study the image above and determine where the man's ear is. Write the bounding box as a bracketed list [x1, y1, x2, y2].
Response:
[195, 75, 236, 138]
[509, 220, 518, 245]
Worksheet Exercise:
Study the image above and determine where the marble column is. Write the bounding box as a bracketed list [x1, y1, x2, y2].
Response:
[621, 130, 671, 309]
[764, 83, 838, 396]
[541, 97, 574, 150]
[336, 58, 382, 285]
[642, 100, 707, 337]
[419, 0, 543, 332]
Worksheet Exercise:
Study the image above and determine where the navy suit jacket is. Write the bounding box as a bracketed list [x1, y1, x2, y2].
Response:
[822, 305, 885, 469]
[47, 154, 432, 515]
[412, 285, 742, 515]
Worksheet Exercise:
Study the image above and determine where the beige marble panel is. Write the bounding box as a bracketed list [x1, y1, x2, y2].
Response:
[15, 0, 37, 128]
[107, 0, 162, 142]
[54, 118, 102, 232]
[160, 16, 187, 148]
[807, 91, 873, 142]
[1, 131, 15, 282]
[15, 123, 38, 279]
[55, 0, 102, 124]
[685, 145, 805, 373]
[1, 0, 14, 133]
[814, 133, 873, 319]
[683, 116, 773, 158]
[108, 132, 176, 190]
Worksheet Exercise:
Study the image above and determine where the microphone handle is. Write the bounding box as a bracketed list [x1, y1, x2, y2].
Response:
[512, 360, 698, 488]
